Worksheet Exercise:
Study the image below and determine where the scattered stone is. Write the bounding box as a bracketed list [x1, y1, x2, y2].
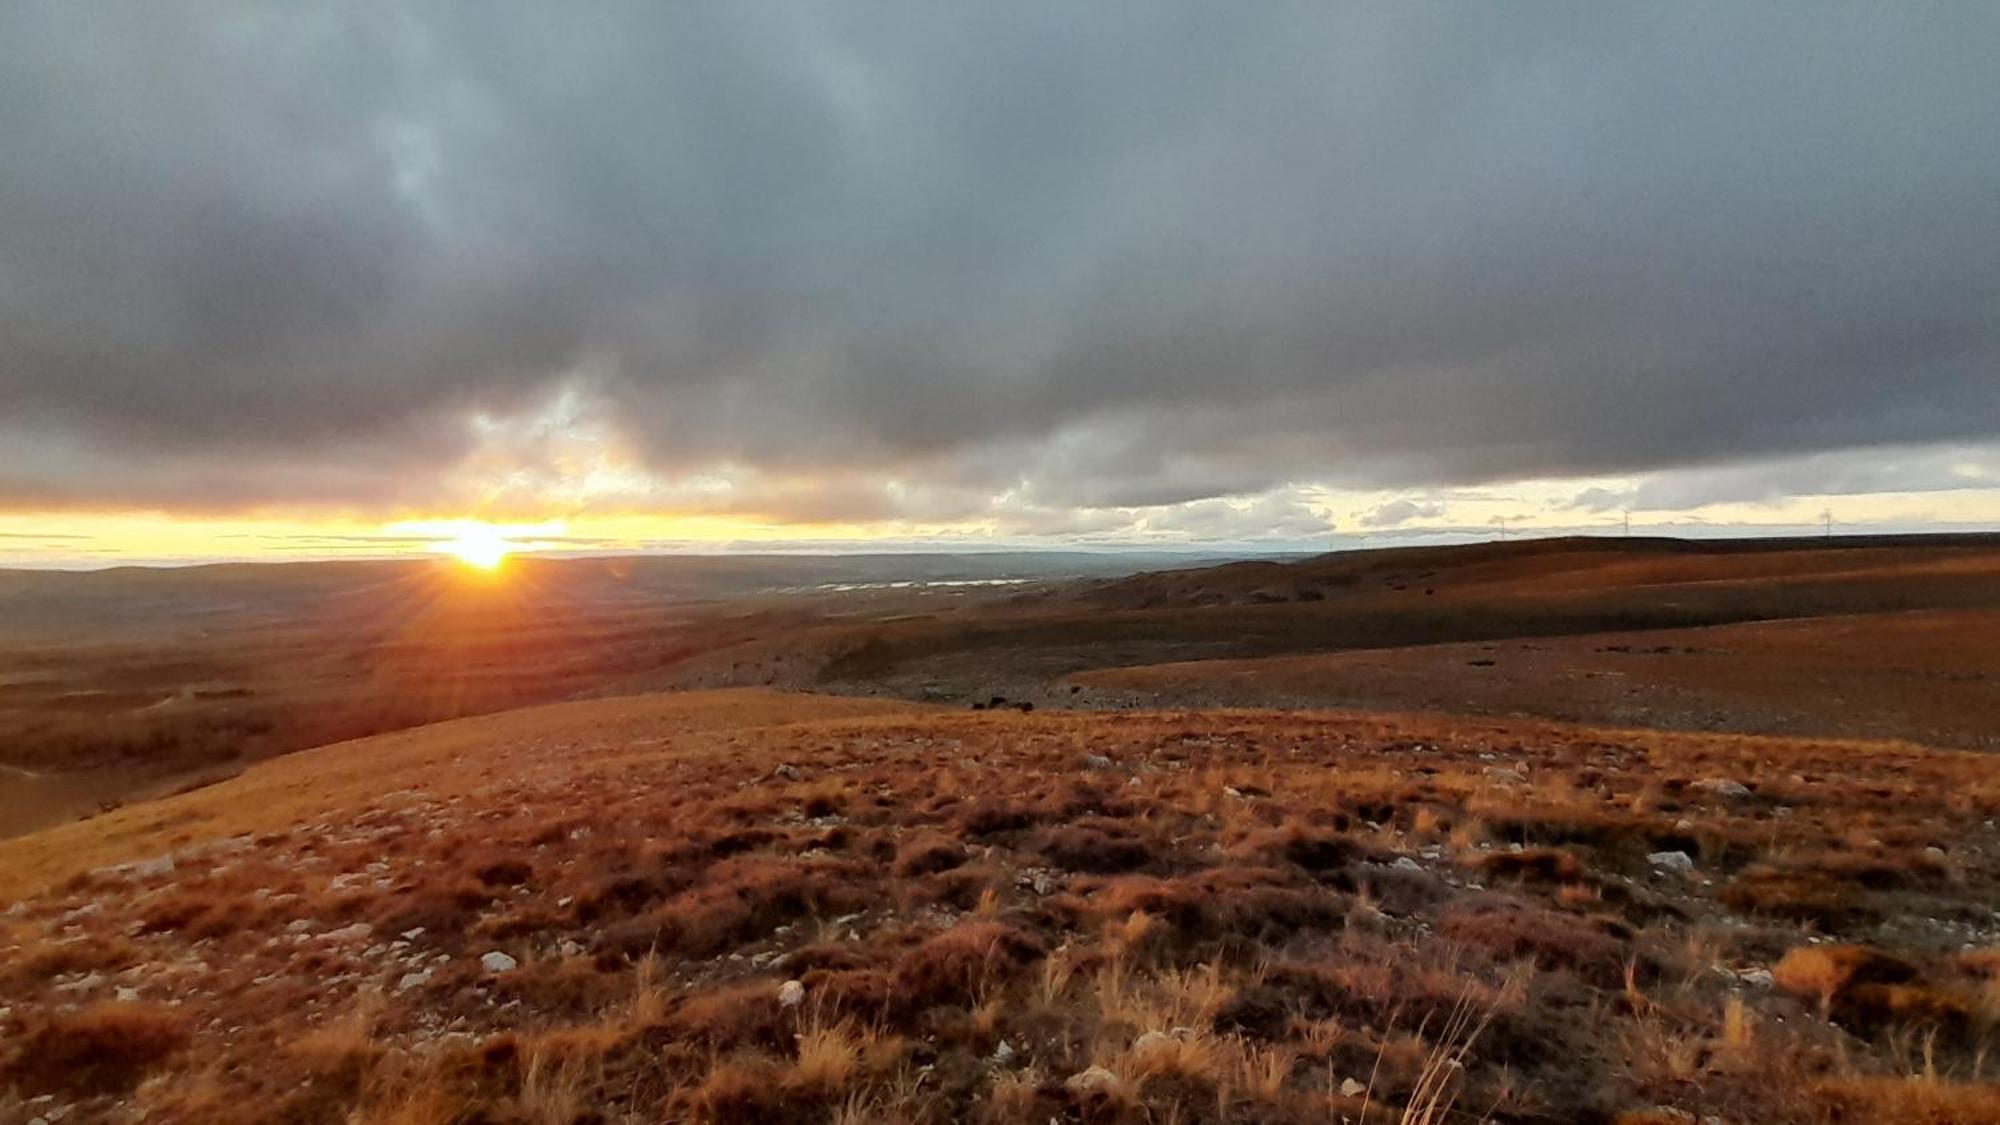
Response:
[778, 979, 806, 1008]
[1082, 754, 1113, 769]
[1392, 857, 1424, 872]
[1132, 1030, 1174, 1054]
[991, 1040, 1016, 1065]
[1340, 1077, 1367, 1098]
[400, 927, 425, 940]
[285, 919, 315, 934]
[322, 922, 373, 943]
[1692, 778, 1751, 799]
[1482, 767, 1526, 784]
[397, 970, 432, 991]
[1648, 850, 1695, 873]
[479, 951, 518, 973]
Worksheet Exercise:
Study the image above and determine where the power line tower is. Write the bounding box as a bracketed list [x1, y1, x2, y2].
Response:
[1821, 508, 1833, 539]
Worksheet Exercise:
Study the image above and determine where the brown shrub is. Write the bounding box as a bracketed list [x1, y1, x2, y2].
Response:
[1083, 868, 1347, 951]
[891, 833, 967, 877]
[1438, 900, 1643, 988]
[1772, 944, 1920, 1010]
[5, 1002, 191, 1095]
[1811, 1077, 2000, 1124]
[136, 888, 243, 939]
[659, 982, 793, 1050]
[470, 855, 534, 887]
[599, 856, 871, 958]
[1230, 824, 1363, 876]
[1718, 871, 1875, 931]
[1033, 820, 1160, 874]
[1475, 847, 1587, 883]
[676, 1052, 798, 1123]
[799, 968, 897, 1018]
[7, 933, 141, 982]
[370, 875, 497, 939]
[1772, 944, 1981, 1040]
[892, 922, 1045, 1010]
[953, 797, 1037, 838]
[1957, 946, 2000, 979]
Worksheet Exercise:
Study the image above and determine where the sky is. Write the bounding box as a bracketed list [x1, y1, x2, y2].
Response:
[1, 3, 1996, 566]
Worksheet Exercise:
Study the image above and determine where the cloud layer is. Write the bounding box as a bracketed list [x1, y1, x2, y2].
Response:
[2, 3, 1997, 525]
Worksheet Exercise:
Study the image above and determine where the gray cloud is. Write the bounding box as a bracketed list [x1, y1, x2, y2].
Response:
[2, 3, 1997, 520]
[1360, 498, 1447, 529]
[1565, 443, 2000, 513]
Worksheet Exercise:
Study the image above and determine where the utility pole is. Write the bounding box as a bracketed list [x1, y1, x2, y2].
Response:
[1622, 511, 1630, 537]
[1821, 508, 1832, 539]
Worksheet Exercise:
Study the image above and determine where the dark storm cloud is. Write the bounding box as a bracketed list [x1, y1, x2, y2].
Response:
[2, 3, 1997, 514]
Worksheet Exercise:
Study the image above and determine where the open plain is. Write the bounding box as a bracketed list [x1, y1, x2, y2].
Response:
[2, 537, 1999, 1123]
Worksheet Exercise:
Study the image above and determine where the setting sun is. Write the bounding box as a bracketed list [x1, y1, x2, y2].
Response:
[442, 524, 513, 570]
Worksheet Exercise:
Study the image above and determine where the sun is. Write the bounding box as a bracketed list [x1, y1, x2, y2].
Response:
[443, 525, 513, 570]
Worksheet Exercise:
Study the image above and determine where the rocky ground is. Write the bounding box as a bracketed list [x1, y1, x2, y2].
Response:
[2, 692, 1998, 1122]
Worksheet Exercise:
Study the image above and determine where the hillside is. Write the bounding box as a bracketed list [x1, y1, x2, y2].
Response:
[8, 535, 1999, 841]
[3, 690, 1998, 1122]
[803, 535, 2000, 711]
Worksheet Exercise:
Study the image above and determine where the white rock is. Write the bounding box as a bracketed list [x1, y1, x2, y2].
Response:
[285, 919, 315, 934]
[1133, 1031, 1174, 1054]
[115, 987, 140, 1002]
[1392, 857, 1424, 872]
[479, 951, 518, 973]
[396, 970, 432, 990]
[991, 1039, 1016, 1065]
[1648, 850, 1695, 873]
[1082, 755, 1114, 769]
[1340, 1077, 1367, 1098]
[777, 979, 806, 1008]
[400, 927, 425, 940]
[1692, 778, 1751, 799]
[321, 923, 373, 943]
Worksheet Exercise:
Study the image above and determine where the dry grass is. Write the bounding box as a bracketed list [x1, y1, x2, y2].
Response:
[0, 690, 1996, 1122]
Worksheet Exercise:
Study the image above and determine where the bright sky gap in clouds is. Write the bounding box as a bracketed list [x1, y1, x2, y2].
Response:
[1, 4, 1996, 564]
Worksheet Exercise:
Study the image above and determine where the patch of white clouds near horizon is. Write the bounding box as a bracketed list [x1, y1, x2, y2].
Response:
[3, 430, 1995, 568]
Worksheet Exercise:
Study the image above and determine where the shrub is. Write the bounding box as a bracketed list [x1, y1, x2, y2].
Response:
[1437, 901, 1644, 988]
[5, 1002, 191, 1095]
[891, 834, 967, 878]
[1033, 821, 1160, 874]
[892, 922, 1045, 1010]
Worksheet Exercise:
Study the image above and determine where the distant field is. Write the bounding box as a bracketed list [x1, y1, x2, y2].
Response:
[1077, 608, 2000, 751]
[810, 535, 2000, 713]
[2, 534, 1997, 837]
